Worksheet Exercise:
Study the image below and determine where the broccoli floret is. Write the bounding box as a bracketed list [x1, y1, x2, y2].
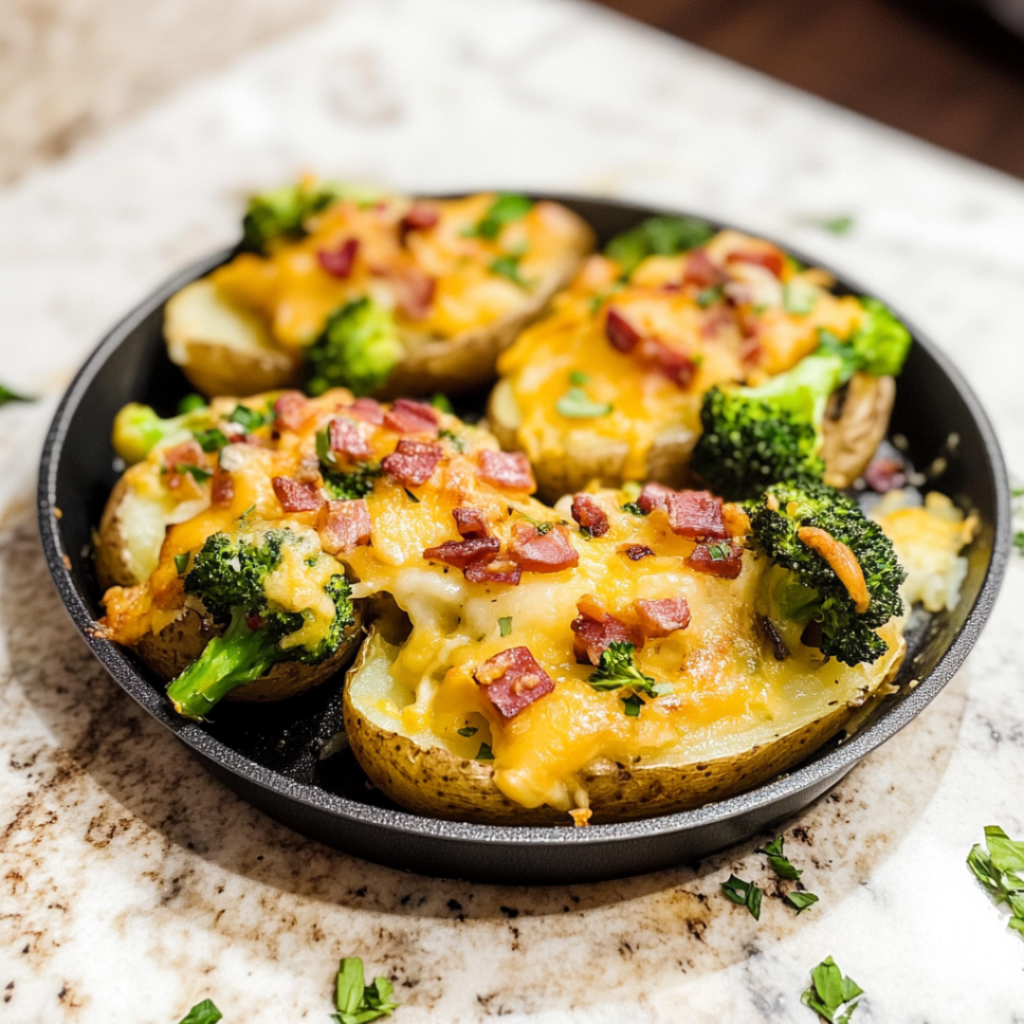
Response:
[304, 297, 403, 397]
[241, 180, 386, 254]
[167, 529, 355, 719]
[849, 298, 912, 377]
[588, 641, 660, 697]
[748, 481, 906, 666]
[605, 215, 715, 278]
[112, 401, 212, 466]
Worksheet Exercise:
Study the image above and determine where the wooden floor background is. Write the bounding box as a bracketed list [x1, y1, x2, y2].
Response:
[596, 0, 1024, 180]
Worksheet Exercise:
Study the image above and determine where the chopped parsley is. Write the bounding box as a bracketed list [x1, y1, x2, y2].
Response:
[967, 825, 1024, 937]
[587, 294, 604, 316]
[403, 488, 421, 504]
[556, 386, 612, 419]
[0, 383, 33, 406]
[333, 957, 400, 1024]
[757, 834, 803, 879]
[621, 502, 648, 517]
[177, 393, 207, 415]
[721, 875, 762, 919]
[438, 428, 466, 452]
[568, 370, 591, 386]
[174, 553, 190, 576]
[785, 891, 820, 914]
[430, 392, 454, 414]
[193, 427, 228, 453]
[516, 510, 553, 535]
[815, 215, 855, 236]
[706, 541, 732, 562]
[464, 193, 533, 240]
[801, 956, 863, 1023]
[179, 464, 212, 484]
[228, 404, 268, 433]
[457, 726, 478, 738]
[475, 742, 495, 761]
[176, 1000, 222, 1024]
[490, 253, 529, 289]
[696, 285, 723, 308]
[498, 616, 513, 637]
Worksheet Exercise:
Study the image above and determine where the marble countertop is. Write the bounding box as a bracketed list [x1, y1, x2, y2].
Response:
[3, 0, 1024, 1020]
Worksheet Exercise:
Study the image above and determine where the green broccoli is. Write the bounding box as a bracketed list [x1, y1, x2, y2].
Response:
[112, 401, 213, 466]
[605, 215, 715, 278]
[748, 481, 906, 666]
[588, 641, 661, 697]
[166, 529, 355, 719]
[241, 180, 386, 254]
[304, 297, 404, 398]
[692, 301, 911, 500]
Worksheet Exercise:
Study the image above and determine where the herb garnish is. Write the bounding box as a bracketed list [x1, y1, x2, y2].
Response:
[457, 726, 478, 738]
[490, 254, 529, 288]
[193, 428, 228, 453]
[403, 488, 421, 504]
[174, 553, 190, 576]
[228, 404, 267, 433]
[696, 285, 723, 308]
[786, 891, 820, 914]
[0, 383, 33, 406]
[721, 875, 762, 919]
[476, 742, 495, 761]
[706, 541, 732, 562]
[499, 616, 513, 637]
[757, 834, 803, 880]
[177, 394, 207, 415]
[333, 957, 400, 1024]
[801, 956, 863, 1023]
[430, 392, 454, 414]
[967, 825, 1024, 936]
[814, 215, 855, 236]
[556, 386, 612, 419]
[464, 193, 533, 239]
[516, 510, 553, 535]
[438, 428, 466, 452]
[621, 502, 648, 517]
[176, 1000, 222, 1024]
[179, 464, 212, 484]
[569, 370, 591, 386]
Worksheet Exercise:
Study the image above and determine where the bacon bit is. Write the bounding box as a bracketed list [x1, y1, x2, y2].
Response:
[508, 523, 579, 574]
[162, 439, 204, 472]
[726, 248, 785, 278]
[401, 203, 440, 232]
[865, 457, 907, 493]
[797, 526, 870, 614]
[385, 265, 436, 320]
[384, 398, 439, 435]
[634, 597, 691, 638]
[318, 237, 359, 278]
[623, 544, 654, 561]
[569, 808, 592, 827]
[683, 248, 722, 288]
[477, 450, 535, 492]
[639, 339, 697, 388]
[464, 558, 522, 586]
[701, 307, 732, 339]
[686, 540, 744, 579]
[317, 499, 372, 554]
[382, 438, 442, 486]
[293, 454, 322, 485]
[638, 483, 727, 540]
[740, 336, 764, 368]
[571, 493, 609, 537]
[274, 391, 313, 431]
[246, 613, 264, 631]
[605, 308, 641, 353]
[211, 467, 234, 508]
[571, 604, 643, 665]
[329, 416, 372, 459]
[423, 536, 500, 570]
[272, 476, 325, 513]
[453, 507, 489, 539]
[348, 397, 385, 425]
[474, 646, 555, 719]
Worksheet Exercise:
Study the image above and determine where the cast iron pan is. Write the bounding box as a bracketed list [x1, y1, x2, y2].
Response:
[37, 197, 1010, 884]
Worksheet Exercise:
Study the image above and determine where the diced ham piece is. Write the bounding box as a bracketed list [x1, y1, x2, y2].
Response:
[638, 483, 727, 540]
[683, 248, 722, 288]
[508, 524, 579, 573]
[348, 397, 385, 425]
[570, 494, 609, 537]
[634, 598, 691, 639]
[162, 439, 204, 472]
[328, 416, 372, 460]
[383, 398, 439, 435]
[211, 467, 234, 508]
[318, 237, 359, 278]
[477, 450, 535, 492]
[381, 438, 442, 486]
[605, 308, 641, 353]
[474, 647, 555, 719]
[464, 558, 522, 586]
[686, 540, 744, 579]
[623, 544, 654, 561]
[453, 507, 489, 539]
[317, 499, 371, 554]
[401, 203, 439, 232]
[389, 266, 436, 320]
[274, 391, 313, 431]
[639, 339, 697, 388]
[865, 457, 907, 493]
[423, 536, 500, 570]
[272, 476, 325, 513]
[571, 603, 644, 666]
[726, 248, 785, 279]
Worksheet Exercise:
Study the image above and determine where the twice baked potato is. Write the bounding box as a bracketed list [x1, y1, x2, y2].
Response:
[165, 183, 594, 400]
[489, 221, 911, 501]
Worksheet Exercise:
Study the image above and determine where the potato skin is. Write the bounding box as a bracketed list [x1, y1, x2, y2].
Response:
[137, 602, 365, 703]
[95, 474, 143, 590]
[343, 628, 905, 825]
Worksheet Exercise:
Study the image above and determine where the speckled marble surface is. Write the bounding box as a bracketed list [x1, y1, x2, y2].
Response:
[3, 0, 1024, 1020]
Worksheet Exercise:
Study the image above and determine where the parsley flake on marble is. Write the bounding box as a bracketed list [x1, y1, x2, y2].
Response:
[176, 999, 223, 1024]
[757, 834, 803, 880]
[801, 956, 863, 1023]
[720, 874, 763, 920]
[967, 825, 1024, 937]
[333, 957, 400, 1024]
[785, 891, 820, 914]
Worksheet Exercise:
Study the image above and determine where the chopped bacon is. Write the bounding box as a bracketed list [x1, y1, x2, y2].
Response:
[162, 439, 204, 472]
[382, 438, 442, 486]
[686, 540, 744, 579]
[423, 536, 500, 570]
[348, 397, 385, 425]
[272, 476, 325, 513]
[477, 450, 535, 492]
[571, 604, 643, 666]
[701, 307, 732, 339]
[453, 507, 489, 539]
[401, 203, 439, 232]
[318, 237, 359, 278]
[865, 456, 907, 493]
[274, 391, 312, 431]
[623, 544, 654, 561]
[508, 524, 579, 573]
[317, 499, 371, 554]
[464, 558, 522, 586]
[726, 248, 785, 278]
[571, 494, 609, 537]
[383, 398, 439, 435]
[328, 416, 372, 460]
[683, 248, 722, 288]
[293, 454, 322, 485]
[605, 308, 641, 353]
[389, 266, 436, 320]
[475, 647, 555, 719]
[211, 467, 234, 508]
[638, 483, 727, 540]
[634, 598, 691, 639]
[639, 339, 697, 388]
